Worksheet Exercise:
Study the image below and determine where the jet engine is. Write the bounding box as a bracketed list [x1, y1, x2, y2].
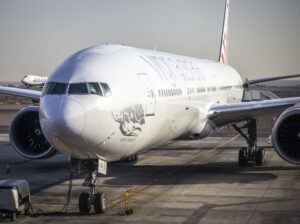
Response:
[9, 106, 56, 159]
[272, 105, 300, 164]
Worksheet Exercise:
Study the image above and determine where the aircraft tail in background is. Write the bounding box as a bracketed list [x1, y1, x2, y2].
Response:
[218, 0, 230, 64]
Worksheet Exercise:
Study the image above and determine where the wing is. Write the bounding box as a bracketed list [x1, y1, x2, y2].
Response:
[243, 74, 300, 87]
[208, 97, 300, 127]
[0, 86, 41, 101]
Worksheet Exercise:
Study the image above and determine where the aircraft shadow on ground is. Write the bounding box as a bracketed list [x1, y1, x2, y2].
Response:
[104, 161, 300, 186]
[3, 158, 300, 193]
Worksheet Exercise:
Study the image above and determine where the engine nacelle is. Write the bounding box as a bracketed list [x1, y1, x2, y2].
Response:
[272, 105, 300, 164]
[9, 106, 56, 159]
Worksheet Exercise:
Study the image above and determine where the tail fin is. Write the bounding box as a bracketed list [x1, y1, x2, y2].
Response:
[218, 0, 230, 64]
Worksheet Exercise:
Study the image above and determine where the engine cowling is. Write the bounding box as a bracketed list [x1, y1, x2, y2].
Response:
[9, 106, 56, 159]
[272, 105, 300, 164]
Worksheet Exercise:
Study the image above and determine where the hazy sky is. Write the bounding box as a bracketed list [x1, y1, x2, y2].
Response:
[0, 0, 300, 81]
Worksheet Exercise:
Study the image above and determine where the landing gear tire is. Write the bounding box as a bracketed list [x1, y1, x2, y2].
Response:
[255, 148, 265, 166]
[10, 212, 16, 222]
[79, 192, 91, 215]
[72, 159, 108, 215]
[233, 119, 267, 167]
[126, 154, 138, 163]
[94, 192, 106, 214]
[24, 202, 29, 216]
[238, 148, 248, 166]
[24, 209, 29, 216]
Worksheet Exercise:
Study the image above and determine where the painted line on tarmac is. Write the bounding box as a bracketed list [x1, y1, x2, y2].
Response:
[107, 184, 150, 209]
[215, 126, 225, 133]
[207, 133, 240, 153]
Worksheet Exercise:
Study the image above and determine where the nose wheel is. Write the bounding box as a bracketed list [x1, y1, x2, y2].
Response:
[72, 159, 107, 215]
[79, 192, 91, 214]
[94, 192, 107, 214]
[79, 191, 107, 215]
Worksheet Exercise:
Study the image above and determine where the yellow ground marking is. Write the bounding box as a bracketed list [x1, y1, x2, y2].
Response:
[107, 184, 150, 209]
[215, 126, 225, 133]
[207, 133, 240, 153]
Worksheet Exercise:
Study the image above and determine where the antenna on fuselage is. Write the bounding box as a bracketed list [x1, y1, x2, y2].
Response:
[218, 0, 230, 64]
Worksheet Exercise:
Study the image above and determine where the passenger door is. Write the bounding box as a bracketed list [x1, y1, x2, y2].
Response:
[137, 73, 156, 116]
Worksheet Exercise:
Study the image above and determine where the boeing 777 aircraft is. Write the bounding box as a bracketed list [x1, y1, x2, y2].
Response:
[1, 0, 300, 214]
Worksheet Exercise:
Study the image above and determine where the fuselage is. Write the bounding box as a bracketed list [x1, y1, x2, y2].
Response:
[39, 45, 243, 161]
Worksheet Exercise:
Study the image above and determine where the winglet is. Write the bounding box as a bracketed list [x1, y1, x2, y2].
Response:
[218, 0, 230, 64]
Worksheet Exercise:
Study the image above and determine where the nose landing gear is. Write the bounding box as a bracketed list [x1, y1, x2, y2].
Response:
[72, 159, 107, 215]
[232, 119, 266, 166]
[79, 190, 106, 215]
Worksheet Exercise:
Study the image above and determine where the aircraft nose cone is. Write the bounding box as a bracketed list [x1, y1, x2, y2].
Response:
[40, 97, 86, 153]
[59, 98, 86, 135]
[46, 98, 85, 135]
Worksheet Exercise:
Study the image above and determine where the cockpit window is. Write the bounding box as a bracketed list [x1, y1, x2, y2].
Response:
[100, 83, 112, 96]
[88, 83, 103, 96]
[42, 81, 111, 96]
[43, 82, 67, 95]
[68, 83, 88, 94]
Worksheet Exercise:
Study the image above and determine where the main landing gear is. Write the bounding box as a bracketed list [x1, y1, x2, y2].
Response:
[111, 154, 138, 164]
[232, 119, 265, 166]
[125, 154, 138, 163]
[72, 159, 107, 215]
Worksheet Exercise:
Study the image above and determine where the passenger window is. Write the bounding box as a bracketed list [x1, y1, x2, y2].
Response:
[100, 83, 112, 96]
[68, 83, 88, 94]
[88, 83, 103, 96]
[43, 82, 67, 95]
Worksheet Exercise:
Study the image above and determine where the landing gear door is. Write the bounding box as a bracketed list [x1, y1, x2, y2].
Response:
[137, 73, 156, 116]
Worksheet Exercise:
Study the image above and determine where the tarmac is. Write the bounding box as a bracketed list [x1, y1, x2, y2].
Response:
[1, 132, 300, 224]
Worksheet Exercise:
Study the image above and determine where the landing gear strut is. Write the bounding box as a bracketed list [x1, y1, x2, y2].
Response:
[232, 119, 265, 166]
[126, 154, 138, 163]
[72, 159, 107, 215]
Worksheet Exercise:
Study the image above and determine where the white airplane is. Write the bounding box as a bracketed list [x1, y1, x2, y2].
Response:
[21, 75, 48, 88]
[1, 0, 300, 214]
